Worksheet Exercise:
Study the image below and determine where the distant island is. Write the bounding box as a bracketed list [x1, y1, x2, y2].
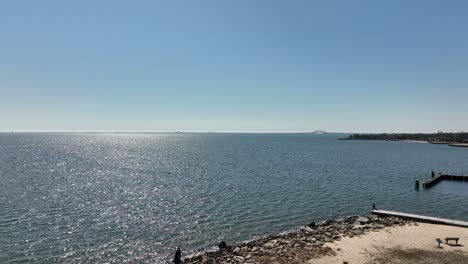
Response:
[341, 132, 468, 147]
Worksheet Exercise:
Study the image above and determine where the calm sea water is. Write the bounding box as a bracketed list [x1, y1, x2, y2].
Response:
[1, 133, 468, 263]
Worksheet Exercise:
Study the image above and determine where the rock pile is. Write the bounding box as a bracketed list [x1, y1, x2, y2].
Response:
[183, 215, 414, 264]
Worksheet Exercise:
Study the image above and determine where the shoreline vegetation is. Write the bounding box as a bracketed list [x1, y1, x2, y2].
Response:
[340, 132, 468, 147]
[180, 214, 468, 263]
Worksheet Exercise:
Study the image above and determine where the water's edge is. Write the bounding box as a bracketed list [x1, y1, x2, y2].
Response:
[181, 213, 415, 263]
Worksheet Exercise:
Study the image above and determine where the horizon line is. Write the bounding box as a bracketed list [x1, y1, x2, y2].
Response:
[0, 130, 467, 134]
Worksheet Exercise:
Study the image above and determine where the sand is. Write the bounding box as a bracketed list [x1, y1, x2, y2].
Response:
[450, 143, 468, 147]
[402, 140, 428, 143]
[309, 223, 468, 264]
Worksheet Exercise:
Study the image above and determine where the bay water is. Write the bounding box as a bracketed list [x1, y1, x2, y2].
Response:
[1, 133, 468, 263]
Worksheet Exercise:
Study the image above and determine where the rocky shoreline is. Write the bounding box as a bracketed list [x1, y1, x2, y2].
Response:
[182, 215, 415, 263]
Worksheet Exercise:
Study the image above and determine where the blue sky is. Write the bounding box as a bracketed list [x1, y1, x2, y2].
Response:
[1, 0, 467, 132]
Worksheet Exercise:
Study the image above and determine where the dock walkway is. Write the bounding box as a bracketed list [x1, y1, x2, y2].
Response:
[423, 174, 468, 189]
[372, 209, 468, 228]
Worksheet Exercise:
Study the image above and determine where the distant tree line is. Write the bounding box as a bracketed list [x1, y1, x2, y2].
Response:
[341, 132, 468, 143]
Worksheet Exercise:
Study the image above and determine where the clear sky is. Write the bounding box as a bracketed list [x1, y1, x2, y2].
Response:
[1, 0, 467, 133]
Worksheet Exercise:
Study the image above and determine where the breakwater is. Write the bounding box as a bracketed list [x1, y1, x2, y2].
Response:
[182, 215, 414, 263]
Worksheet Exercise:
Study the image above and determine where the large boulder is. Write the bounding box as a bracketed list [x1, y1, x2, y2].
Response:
[356, 217, 370, 224]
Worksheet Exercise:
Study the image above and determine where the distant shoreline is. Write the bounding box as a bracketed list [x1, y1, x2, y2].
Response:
[401, 140, 428, 143]
[341, 132, 468, 147]
[449, 143, 468, 148]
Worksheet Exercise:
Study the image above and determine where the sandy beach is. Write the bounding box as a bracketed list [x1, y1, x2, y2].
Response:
[311, 223, 468, 264]
[184, 216, 468, 264]
[401, 140, 428, 143]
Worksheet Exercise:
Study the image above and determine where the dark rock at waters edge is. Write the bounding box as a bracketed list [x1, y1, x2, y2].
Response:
[218, 241, 228, 250]
[182, 215, 414, 263]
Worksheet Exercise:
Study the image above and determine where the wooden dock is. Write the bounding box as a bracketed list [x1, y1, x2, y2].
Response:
[372, 209, 468, 228]
[422, 174, 468, 189]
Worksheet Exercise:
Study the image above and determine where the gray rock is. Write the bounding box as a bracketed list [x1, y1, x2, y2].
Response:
[263, 242, 275, 249]
[357, 216, 370, 224]
[320, 219, 335, 226]
[233, 256, 244, 262]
